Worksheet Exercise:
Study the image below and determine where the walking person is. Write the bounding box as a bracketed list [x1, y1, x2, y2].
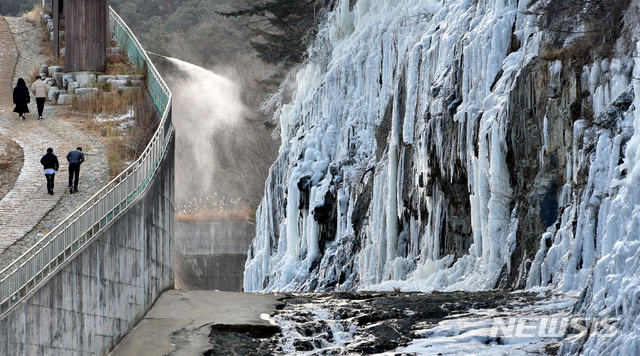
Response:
[31, 76, 49, 120]
[66, 147, 85, 194]
[40, 148, 59, 195]
[12, 78, 30, 120]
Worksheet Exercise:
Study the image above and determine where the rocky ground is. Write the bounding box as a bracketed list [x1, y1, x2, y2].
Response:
[108, 289, 575, 356]
[203, 290, 573, 356]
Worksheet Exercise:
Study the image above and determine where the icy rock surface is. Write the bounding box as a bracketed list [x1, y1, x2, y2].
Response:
[245, 0, 640, 354]
[246, 0, 535, 294]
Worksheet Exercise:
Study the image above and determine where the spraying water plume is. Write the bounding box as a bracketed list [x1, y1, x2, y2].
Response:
[158, 55, 247, 205]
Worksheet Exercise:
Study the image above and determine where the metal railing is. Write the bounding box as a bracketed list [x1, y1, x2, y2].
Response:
[0, 8, 173, 317]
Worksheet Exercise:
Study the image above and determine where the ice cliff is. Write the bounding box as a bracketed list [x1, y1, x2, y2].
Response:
[244, 0, 640, 353]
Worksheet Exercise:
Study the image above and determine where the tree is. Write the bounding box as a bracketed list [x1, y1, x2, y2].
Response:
[220, 0, 330, 67]
[529, 0, 631, 52]
[0, 0, 37, 16]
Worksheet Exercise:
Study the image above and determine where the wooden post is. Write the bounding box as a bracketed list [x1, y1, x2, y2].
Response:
[53, 0, 59, 64]
[65, 0, 108, 72]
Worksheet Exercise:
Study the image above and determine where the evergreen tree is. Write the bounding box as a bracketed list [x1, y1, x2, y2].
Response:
[0, 0, 37, 16]
[220, 0, 328, 66]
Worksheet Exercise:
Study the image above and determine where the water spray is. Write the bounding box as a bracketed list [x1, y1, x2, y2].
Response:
[146, 51, 171, 60]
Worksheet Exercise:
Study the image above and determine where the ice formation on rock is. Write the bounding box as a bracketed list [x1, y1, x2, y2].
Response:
[244, 0, 640, 353]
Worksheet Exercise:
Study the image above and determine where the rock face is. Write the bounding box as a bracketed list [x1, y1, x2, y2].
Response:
[245, 0, 640, 353]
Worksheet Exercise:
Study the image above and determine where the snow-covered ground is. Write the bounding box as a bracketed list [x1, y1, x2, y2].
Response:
[399, 294, 581, 355]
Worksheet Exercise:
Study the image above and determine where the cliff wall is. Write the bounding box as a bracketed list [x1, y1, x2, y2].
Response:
[245, 0, 640, 353]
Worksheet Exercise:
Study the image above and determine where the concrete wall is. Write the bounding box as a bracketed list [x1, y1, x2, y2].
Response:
[0, 139, 175, 356]
[175, 222, 254, 292]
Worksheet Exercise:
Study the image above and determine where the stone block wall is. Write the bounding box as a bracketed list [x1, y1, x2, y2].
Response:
[39, 65, 144, 105]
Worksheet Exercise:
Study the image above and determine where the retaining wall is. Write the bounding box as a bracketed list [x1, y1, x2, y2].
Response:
[175, 221, 254, 291]
[0, 139, 174, 356]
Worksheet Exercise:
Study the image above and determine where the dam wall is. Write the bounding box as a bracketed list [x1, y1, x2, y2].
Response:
[175, 221, 254, 291]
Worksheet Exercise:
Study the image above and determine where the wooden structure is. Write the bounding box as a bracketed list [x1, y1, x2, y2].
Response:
[52, 0, 62, 63]
[62, 0, 108, 72]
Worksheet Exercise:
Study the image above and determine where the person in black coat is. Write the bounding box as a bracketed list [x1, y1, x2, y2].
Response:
[66, 147, 85, 194]
[13, 78, 30, 120]
[41, 147, 59, 195]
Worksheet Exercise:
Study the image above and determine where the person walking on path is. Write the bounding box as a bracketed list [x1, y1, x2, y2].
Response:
[31, 75, 49, 120]
[12, 77, 30, 120]
[40, 147, 59, 195]
[66, 147, 85, 194]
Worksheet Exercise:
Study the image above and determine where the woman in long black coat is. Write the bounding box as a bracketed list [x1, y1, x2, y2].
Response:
[13, 77, 30, 120]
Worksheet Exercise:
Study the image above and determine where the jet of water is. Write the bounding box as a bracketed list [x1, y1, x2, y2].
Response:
[156, 54, 247, 204]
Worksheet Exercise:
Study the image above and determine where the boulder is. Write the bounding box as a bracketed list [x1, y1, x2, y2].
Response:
[53, 72, 64, 87]
[62, 74, 74, 88]
[98, 75, 117, 84]
[67, 82, 79, 94]
[48, 88, 65, 102]
[75, 72, 97, 86]
[49, 66, 63, 74]
[107, 79, 128, 91]
[75, 88, 99, 101]
[57, 93, 74, 105]
[116, 75, 144, 81]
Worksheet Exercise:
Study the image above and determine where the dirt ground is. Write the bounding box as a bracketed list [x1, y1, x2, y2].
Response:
[0, 134, 23, 200]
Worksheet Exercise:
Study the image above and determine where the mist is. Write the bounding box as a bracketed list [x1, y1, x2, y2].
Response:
[163, 57, 247, 205]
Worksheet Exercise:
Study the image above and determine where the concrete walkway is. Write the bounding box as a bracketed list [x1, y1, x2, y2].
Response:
[0, 16, 109, 272]
[0, 15, 107, 256]
[108, 290, 282, 355]
[0, 15, 65, 252]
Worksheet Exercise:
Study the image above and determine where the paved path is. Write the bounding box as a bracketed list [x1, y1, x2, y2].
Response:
[0, 15, 107, 257]
[108, 290, 282, 355]
[0, 15, 63, 251]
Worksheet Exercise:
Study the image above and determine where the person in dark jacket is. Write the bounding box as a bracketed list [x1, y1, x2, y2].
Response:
[40, 147, 59, 195]
[66, 147, 85, 194]
[13, 78, 30, 120]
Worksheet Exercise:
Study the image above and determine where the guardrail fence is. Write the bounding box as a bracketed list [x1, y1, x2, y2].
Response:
[0, 7, 173, 317]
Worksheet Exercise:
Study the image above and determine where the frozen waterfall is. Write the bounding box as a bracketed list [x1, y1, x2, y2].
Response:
[246, 0, 537, 294]
[244, 0, 640, 354]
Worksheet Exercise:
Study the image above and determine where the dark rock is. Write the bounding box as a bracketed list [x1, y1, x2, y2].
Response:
[210, 324, 280, 339]
[204, 327, 274, 356]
